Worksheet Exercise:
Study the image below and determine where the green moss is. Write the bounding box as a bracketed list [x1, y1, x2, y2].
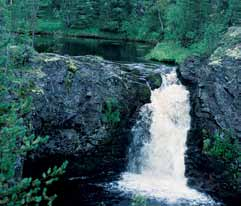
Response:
[146, 73, 162, 89]
[82, 55, 104, 63]
[138, 86, 151, 102]
[64, 58, 79, 91]
[102, 98, 120, 127]
[209, 47, 225, 66]
[225, 27, 241, 41]
[67, 59, 78, 73]
[147, 28, 241, 64]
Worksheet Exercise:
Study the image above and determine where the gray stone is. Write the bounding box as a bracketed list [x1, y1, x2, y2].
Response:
[179, 27, 241, 204]
[23, 53, 163, 179]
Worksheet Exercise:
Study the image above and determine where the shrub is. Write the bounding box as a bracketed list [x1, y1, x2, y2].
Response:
[0, 48, 68, 206]
[131, 194, 147, 206]
[9, 45, 36, 67]
[102, 98, 120, 127]
[203, 130, 241, 162]
[203, 129, 241, 181]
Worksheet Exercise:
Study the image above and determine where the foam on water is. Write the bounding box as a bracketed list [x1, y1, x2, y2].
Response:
[117, 70, 217, 205]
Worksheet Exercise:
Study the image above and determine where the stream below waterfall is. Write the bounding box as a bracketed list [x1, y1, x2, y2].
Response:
[52, 67, 220, 206]
[36, 37, 221, 206]
[110, 70, 219, 206]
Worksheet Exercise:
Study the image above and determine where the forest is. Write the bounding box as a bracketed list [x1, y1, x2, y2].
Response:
[0, 0, 241, 206]
[1, 0, 241, 61]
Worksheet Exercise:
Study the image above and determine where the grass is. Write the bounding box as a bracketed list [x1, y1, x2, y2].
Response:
[146, 40, 213, 64]
[37, 19, 63, 33]
[146, 41, 194, 64]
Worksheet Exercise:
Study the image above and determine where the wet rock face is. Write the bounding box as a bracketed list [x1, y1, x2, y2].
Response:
[179, 27, 241, 204]
[23, 54, 162, 179]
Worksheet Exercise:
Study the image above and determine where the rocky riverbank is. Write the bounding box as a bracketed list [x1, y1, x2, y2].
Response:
[21, 53, 163, 181]
[179, 27, 241, 204]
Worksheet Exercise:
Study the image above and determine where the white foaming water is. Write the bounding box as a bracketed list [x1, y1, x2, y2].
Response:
[117, 70, 216, 205]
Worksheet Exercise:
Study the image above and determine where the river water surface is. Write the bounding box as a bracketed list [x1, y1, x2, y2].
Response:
[35, 35, 153, 63]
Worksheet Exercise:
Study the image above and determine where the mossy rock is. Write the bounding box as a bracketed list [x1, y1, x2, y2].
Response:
[146, 73, 162, 90]
[209, 26, 241, 65]
[136, 84, 151, 103]
[67, 59, 78, 73]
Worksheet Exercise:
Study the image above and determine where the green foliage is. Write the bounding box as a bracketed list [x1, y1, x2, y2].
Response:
[0, 63, 68, 205]
[59, 0, 81, 28]
[203, 130, 241, 162]
[32, 0, 168, 41]
[0, 57, 68, 205]
[37, 19, 62, 33]
[102, 98, 120, 127]
[147, 0, 241, 63]
[131, 194, 147, 206]
[146, 41, 194, 64]
[165, 0, 201, 46]
[8, 45, 36, 68]
[0, 161, 68, 206]
[203, 129, 241, 183]
[5, 0, 241, 46]
[227, 0, 241, 26]
[0, 2, 68, 205]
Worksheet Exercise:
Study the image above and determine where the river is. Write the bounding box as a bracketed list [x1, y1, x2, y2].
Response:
[35, 35, 153, 63]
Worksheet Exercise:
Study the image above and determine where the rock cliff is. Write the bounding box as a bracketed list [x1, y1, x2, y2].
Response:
[179, 27, 241, 204]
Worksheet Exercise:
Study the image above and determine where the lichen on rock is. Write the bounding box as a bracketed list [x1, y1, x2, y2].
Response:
[209, 27, 241, 66]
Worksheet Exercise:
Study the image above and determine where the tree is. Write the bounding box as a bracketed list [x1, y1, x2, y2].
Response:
[227, 0, 241, 26]
[26, 0, 41, 47]
[59, 0, 81, 28]
[165, 0, 213, 46]
[2, 0, 40, 47]
[0, 1, 68, 205]
[99, 0, 133, 32]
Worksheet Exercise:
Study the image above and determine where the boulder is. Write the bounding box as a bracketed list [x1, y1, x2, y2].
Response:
[22, 53, 163, 180]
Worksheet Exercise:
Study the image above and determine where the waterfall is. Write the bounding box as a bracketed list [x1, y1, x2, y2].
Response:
[117, 70, 216, 205]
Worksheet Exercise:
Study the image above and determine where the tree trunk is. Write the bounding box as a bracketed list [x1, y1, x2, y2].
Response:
[157, 3, 164, 32]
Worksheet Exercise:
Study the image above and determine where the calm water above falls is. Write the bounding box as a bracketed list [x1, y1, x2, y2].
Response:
[34, 35, 153, 62]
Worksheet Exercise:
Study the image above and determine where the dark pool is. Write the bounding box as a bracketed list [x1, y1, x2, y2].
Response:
[34, 35, 153, 62]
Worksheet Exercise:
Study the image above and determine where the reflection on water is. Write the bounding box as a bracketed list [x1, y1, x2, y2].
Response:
[34, 35, 153, 62]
